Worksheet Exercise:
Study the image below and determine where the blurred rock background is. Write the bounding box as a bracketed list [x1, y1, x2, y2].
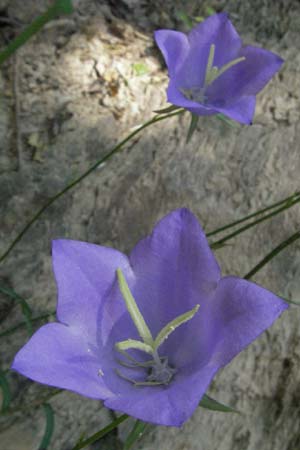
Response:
[0, 0, 300, 448]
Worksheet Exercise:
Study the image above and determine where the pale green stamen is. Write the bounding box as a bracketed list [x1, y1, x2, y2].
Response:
[153, 304, 200, 350]
[115, 268, 200, 386]
[116, 268, 153, 346]
[204, 43, 216, 86]
[204, 43, 246, 87]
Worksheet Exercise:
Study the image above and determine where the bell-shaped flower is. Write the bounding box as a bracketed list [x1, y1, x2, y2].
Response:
[154, 13, 283, 124]
[12, 209, 287, 426]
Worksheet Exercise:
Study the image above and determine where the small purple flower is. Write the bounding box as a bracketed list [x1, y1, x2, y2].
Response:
[12, 209, 287, 426]
[154, 13, 283, 124]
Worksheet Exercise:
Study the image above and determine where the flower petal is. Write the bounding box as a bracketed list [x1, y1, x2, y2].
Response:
[129, 208, 221, 338]
[167, 80, 217, 115]
[207, 45, 283, 103]
[11, 323, 113, 399]
[212, 95, 256, 124]
[207, 276, 288, 368]
[105, 364, 218, 427]
[188, 12, 242, 68]
[154, 30, 189, 78]
[52, 239, 129, 339]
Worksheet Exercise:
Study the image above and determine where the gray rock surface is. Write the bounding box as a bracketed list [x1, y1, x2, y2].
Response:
[1, 0, 300, 449]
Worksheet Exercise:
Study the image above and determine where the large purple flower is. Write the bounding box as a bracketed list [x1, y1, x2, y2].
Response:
[12, 209, 287, 426]
[154, 13, 283, 124]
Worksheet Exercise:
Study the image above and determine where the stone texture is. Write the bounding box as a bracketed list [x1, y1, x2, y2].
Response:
[1, 0, 300, 449]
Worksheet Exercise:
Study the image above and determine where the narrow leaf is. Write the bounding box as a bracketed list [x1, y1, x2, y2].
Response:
[117, 269, 153, 346]
[124, 419, 148, 450]
[0, 371, 11, 412]
[38, 403, 55, 450]
[186, 113, 199, 143]
[115, 339, 153, 355]
[0, 285, 33, 336]
[154, 304, 200, 350]
[199, 394, 239, 413]
[282, 297, 300, 306]
[72, 414, 128, 450]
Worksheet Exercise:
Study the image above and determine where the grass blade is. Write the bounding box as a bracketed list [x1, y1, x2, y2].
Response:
[0, 371, 11, 412]
[0, 285, 33, 336]
[0, 0, 73, 66]
[38, 403, 55, 450]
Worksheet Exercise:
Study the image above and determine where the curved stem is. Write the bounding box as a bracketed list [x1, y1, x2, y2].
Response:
[210, 195, 300, 249]
[244, 230, 300, 280]
[206, 191, 300, 237]
[0, 110, 183, 264]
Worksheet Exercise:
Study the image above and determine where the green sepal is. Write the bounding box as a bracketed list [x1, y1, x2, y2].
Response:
[281, 297, 300, 306]
[117, 269, 154, 346]
[216, 113, 237, 128]
[186, 113, 199, 143]
[199, 394, 239, 413]
[154, 105, 181, 114]
[115, 339, 153, 355]
[154, 304, 200, 350]
[124, 419, 148, 450]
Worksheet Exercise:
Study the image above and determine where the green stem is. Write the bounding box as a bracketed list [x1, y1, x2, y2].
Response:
[0, 110, 183, 264]
[0, 1, 73, 66]
[244, 230, 300, 280]
[210, 196, 300, 249]
[207, 191, 300, 237]
[72, 414, 128, 450]
[0, 311, 55, 338]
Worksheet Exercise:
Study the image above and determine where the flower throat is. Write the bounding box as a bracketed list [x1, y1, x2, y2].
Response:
[114, 269, 200, 386]
[181, 43, 246, 104]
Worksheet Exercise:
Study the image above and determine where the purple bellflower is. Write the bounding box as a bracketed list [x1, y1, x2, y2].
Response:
[154, 13, 283, 124]
[12, 209, 287, 427]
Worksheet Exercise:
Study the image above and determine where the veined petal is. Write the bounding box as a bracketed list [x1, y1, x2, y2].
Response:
[129, 208, 221, 338]
[207, 276, 288, 368]
[167, 80, 217, 116]
[105, 364, 218, 427]
[52, 239, 129, 339]
[154, 30, 189, 78]
[211, 95, 256, 125]
[206, 45, 284, 104]
[12, 323, 113, 399]
[188, 13, 242, 68]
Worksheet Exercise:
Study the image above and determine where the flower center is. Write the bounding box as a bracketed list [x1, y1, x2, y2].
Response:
[181, 43, 246, 104]
[114, 269, 200, 387]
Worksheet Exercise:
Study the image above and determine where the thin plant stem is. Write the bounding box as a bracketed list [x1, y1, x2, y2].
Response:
[72, 414, 128, 450]
[0, 0, 73, 66]
[244, 230, 300, 280]
[210, 196, 300, 249]
[207, 191, 300, 237]
[0, 110, 183, 264]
